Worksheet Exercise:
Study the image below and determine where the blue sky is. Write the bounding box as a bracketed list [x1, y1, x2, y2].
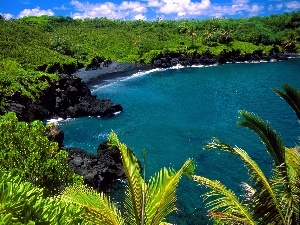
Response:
[1, 0, 299, 21]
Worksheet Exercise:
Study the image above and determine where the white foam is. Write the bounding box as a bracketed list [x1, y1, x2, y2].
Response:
[123, 68, 164, 80]
[114, 111, 122, 115]
[45, 117, 77, 125]
[92, 68, 164, 91]
[45, 117, 65, 124]
[170, 64, 185, 69]
[191, 63, 218, 68]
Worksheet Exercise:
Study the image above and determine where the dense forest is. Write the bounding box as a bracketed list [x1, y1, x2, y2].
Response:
[0, 12, 300, 106]
[0, 12, 300, 224]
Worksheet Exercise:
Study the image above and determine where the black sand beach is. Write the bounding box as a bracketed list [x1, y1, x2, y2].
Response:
[74, 61, 152, 89]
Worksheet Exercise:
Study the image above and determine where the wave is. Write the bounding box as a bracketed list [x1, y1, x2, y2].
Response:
[45, 117, 74, 125]
[92, 67, 164, 91]
[92, 60, 280, 91]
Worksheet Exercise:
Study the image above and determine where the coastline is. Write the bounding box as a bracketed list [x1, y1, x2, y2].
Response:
[74, 52, 295, 89]
[74, 61, 152, 89]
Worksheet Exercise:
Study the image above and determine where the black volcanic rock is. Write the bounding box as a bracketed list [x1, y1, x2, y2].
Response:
[151, 48, 287, 68]
[1, 74, 123, 122]
[68, 141, 141, 190]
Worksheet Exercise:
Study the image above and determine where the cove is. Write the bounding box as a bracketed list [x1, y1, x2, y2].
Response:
[59, 58, 300, 224]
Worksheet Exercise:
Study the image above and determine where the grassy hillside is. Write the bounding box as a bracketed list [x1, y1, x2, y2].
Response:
[0, 12, 299, 102]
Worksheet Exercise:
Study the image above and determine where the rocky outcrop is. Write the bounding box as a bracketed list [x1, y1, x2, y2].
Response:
[45, 124, 65, 149]
[68, 141, 140, 190]
[152, 49, 287, 68]
[2, 74, 123, 122]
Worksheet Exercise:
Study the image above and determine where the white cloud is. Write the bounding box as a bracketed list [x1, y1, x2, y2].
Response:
[276, 3, 284, 10]
[67, 0, 296, 20]
[0, 13, 14, 20]
[18, 7, 54, 18]
[285, 1, 300, 11]
[135, 13, 147, 20]
[53, 5, 71, 10]
[232, 0, 250, 4]
[156, 0, 211, 17]
[70, 0, 147, 20]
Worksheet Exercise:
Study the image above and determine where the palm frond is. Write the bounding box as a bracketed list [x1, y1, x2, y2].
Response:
[237, 110, 300, 224]
[193, 175, 255, 225]
[61, 185, 124, 225]
[237, 110, 285, 167]
[284, 147, 300, 223]
[108, 131, 145, 225]
[274, 84, 300, 120]
[146, 159, 195, 225]
[205, 138, 286, 224]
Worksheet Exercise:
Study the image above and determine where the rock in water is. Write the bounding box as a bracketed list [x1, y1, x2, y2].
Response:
[68, 140, 141, 191]
[2, 74, 123, 122]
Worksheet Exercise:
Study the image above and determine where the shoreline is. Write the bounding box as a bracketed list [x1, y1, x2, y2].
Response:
[74, 61, 153, 89]
[74, 52, 300, 89]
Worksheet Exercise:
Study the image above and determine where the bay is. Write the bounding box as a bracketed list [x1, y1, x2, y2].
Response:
[59, 58, 300, 224]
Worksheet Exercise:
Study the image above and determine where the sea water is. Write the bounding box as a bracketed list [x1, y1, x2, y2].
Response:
[59, 58, 300, 224]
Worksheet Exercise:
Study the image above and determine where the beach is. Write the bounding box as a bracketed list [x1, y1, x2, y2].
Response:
[74, 61, 152, 89]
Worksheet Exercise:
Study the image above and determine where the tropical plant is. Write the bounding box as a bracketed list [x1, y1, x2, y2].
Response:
[61, 131, 196, 225]
[274, 83, 300, 120]
[193, 84, 300, 225]
[0, 170, 87, 224]
[0, 112, 83, 196]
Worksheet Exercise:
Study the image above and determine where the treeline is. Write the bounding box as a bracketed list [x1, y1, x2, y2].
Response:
[0, 12, 299, 102]
[1, 12, 300, 69]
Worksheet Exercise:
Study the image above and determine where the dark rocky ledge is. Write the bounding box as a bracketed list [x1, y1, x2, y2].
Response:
[68, 141, 141, 191]
[151, 49, 288, 68]
[45, 124, 135, 191]
[1, 74, 123, 122]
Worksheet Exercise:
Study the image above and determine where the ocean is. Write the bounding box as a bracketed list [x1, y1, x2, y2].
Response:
[59, 58, 300, 224]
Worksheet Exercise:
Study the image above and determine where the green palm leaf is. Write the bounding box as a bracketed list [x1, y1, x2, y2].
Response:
[61, 185, 124, 225]
[206, 138, 286, 224]
[146, 159, 195, 225]
[193, 175, 255, 225]
[237, 110, 285, 167]
[108, 131, 145, 225]
[237, 110, 300, 224]
[283, 147, 300, 223]
[274, 84, 300, 120]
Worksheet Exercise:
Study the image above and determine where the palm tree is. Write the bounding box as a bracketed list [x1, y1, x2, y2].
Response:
[193, 84, 300, 225]
[61, 131, 195, 225]
[274, 84, 300, 120]
[186, 25, 197, 48]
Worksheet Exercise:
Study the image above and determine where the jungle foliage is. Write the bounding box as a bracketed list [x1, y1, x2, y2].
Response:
[0, 170, 87, 225]
[0, 112, 83, 196]
[1, 12, 299, 69]
[0, 12, 299, 104]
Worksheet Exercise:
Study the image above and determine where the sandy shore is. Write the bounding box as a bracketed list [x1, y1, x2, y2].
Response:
[74, 61, 152, 89]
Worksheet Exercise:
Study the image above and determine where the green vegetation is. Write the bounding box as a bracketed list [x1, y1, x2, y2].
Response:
[194, 84, 300, 224]
[0, 170, 87, 224]
[0, 59, 57, 107]
[1, 12, 299, 68]
[0, 112, 83, 196]
[61, 131, 195, 225]
[0, 12, 299, 106]
[0, 12, 299, 224]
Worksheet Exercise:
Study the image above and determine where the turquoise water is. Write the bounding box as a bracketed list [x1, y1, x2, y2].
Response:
[60, 59, 300, 224]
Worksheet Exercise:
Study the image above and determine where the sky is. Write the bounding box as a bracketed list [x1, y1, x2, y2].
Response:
[0, 0, 300, 21]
